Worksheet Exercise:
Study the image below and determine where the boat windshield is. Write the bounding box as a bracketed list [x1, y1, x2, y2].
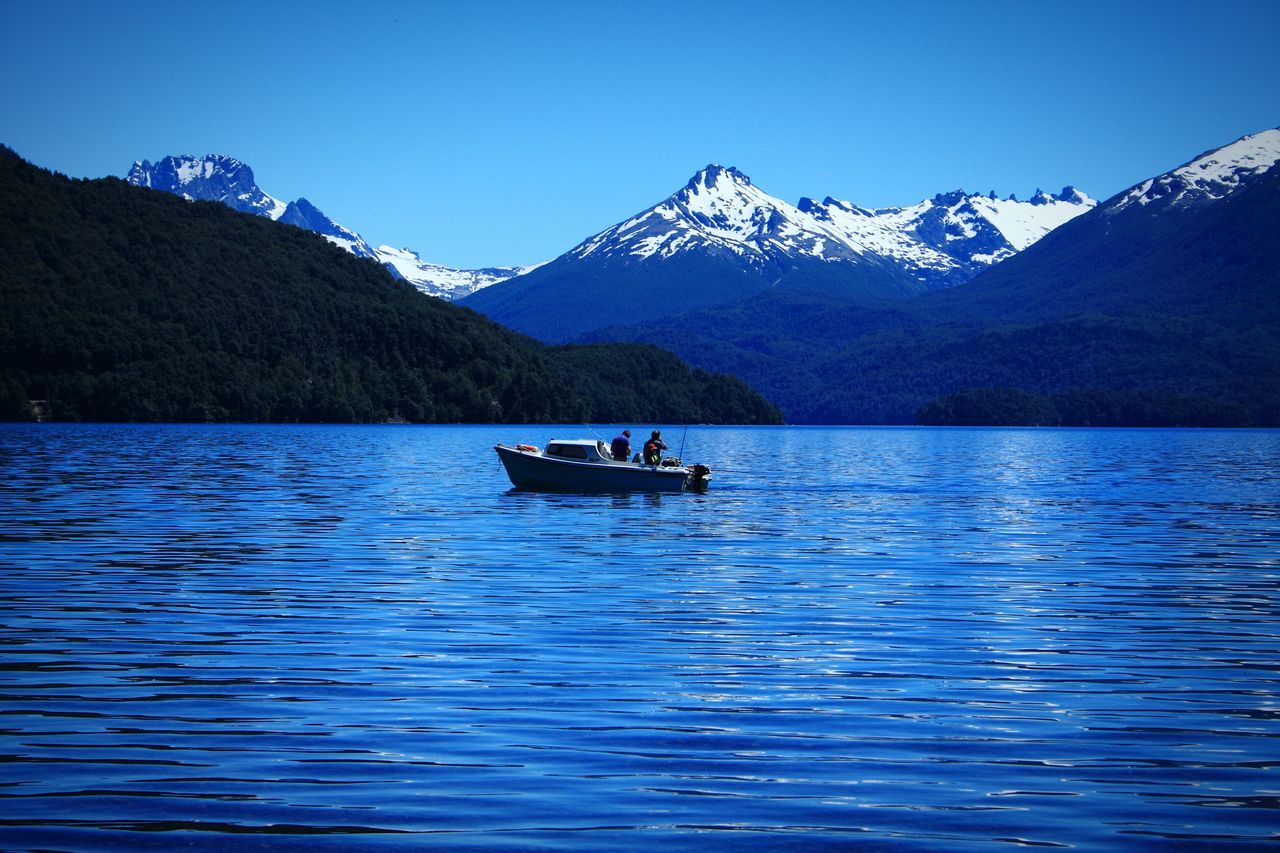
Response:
[546, 443, 588, 459]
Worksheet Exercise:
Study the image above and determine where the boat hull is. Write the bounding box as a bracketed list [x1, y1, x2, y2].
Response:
[494, 444, 697, 493]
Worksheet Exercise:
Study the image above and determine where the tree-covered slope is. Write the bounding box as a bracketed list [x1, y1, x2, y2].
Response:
[589, 278, 1279, 426]
[0, 147, 780, 424]
[548, 343, 784, 424]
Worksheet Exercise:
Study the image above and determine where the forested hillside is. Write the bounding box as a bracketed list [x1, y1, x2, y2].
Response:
[588, 283, 1279, 427]
[549, 344, 784, 424]
[0, 147, 781, 424]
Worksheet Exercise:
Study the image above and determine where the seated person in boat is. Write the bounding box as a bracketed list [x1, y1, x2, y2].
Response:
[643, 430, 668, 465]
[611, 429, 632, 461]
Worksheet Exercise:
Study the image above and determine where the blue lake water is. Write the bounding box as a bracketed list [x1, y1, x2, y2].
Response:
[1, 423, 1278, 850]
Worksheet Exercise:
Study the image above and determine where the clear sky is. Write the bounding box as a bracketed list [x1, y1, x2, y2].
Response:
[2, 0, 1277, 268]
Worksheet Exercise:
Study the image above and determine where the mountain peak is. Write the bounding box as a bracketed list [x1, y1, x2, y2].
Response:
[278, 197, 326, 230]
[1057, 185, 1089, 203]
[289, 197, 322, 216]
[797, 196, 863, 220]
[685, 164, 752, 192]
[127, 153, 281, 218]
[931, 189, 969, 206]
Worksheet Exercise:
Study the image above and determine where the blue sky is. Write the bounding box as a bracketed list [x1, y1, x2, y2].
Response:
[2, 0, 1277, 268]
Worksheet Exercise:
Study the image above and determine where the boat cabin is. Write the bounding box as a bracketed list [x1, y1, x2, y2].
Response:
[544, 439, 618, 464]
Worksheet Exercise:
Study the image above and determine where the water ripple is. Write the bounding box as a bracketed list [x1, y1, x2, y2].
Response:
[1, 423, 1278, 850]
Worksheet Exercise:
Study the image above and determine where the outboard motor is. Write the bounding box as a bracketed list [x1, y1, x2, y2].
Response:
[689, 463, 712, 490]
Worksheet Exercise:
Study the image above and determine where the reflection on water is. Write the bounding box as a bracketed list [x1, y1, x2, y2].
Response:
[1, 424, 1278, 850]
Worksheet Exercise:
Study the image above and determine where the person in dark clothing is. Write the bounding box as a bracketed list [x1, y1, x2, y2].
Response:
[610, 429, 632, 462]
[643, 430, 668, 465]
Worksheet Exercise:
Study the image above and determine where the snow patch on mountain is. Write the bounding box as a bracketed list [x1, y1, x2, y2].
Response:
[963, 191, 1094, 250]
[798, 197, 964, 283]
[1112, 128, 1280, 212]
[375, 246, 544, 300]
[865, 186, 1095, 274]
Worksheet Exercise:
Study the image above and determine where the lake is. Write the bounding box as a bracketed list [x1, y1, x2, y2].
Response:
[1, 423, 1278, 850]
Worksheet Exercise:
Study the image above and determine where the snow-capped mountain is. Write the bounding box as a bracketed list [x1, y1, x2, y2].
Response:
[463, 163, 1093, 341]
[126, 155, 287, 219]
[463, 165, 927, 342]
[555, 164, 1092, 290]
[1109, 127, 1280, 213]
[566, 164, 984, 290]
[573, 165, 869, 267]
[126, 154, 529, 299]
[796, 196, 967, 286]
[569, 165, 1094, 283]
[127, 155, 376, 258]
[375, 246, 544, 301]
[800, 186, 1093, 286]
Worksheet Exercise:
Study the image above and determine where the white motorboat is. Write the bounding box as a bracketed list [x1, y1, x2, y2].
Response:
[494, 439, 711, 493]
